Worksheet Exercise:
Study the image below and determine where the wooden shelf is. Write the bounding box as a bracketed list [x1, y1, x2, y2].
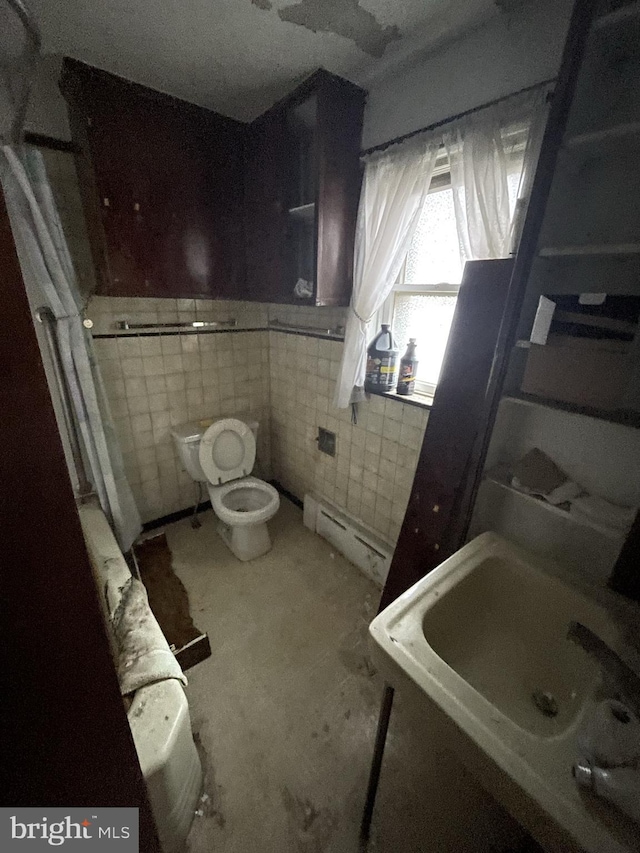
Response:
[287, 202, 315, 221]
[539, 244, 640, 257]
[483, 469, 625, 541]
[593, 0, 640, 30]
[564, 121, 640, 150]
[502, 392, 640, 430]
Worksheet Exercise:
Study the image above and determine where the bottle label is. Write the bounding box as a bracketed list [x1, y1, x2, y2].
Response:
[366, 355, 398, 389]
[399, 364, 414, 380]
[397, 360, 417, 394]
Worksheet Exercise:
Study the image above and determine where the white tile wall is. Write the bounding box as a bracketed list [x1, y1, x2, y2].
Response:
[89, 295, 269, 336]
[268, 331, 429, 544]
[90, 297, 271, 524]
[89, 297, 428, 539]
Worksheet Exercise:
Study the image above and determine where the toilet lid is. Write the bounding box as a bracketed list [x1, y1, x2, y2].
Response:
[198, 418, 256, 485]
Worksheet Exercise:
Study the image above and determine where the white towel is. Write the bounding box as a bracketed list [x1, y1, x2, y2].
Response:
[111, 577, 187, 696]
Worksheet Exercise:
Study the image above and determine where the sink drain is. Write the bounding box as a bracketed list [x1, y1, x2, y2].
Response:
[532, 689, 559, 718]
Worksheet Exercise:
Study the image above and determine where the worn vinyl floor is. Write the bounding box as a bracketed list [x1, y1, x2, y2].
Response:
[161, 498, 526, 853]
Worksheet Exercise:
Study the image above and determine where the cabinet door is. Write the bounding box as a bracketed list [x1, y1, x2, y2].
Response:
[147, 104, 246, 300]
[244, 70, 365, 307]
[244, 110, 288, 302]
[85, 96, 160, 296]
[63, 60, 246, 300]
[315, 76, 365, 307]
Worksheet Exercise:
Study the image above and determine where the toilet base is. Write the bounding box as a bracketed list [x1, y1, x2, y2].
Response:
[216, 518, 273, 561]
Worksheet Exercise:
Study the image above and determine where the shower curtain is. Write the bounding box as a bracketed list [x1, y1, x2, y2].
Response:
[1, 145, 141, 551]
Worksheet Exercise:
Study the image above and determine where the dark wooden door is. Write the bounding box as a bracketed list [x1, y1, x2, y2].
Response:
[0, 188, 159, 850]
[380, 259, 515, 610]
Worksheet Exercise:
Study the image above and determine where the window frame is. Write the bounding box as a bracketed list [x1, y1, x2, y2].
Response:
[380, 164, 463, 399]
[387, 282, 461, 397]
[379, 118, 533, 399]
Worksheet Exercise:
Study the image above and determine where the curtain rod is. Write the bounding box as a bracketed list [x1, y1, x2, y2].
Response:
[362, 77, 556, 157]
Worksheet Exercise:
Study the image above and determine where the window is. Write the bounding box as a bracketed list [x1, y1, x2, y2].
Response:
[383, 150, 523, 397]
[378, 171, 464, 398]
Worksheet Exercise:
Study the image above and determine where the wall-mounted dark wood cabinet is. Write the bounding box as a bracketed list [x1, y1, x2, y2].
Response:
[244, 70, 366, 306]
[62, 59, 247, 299]
[62, 62, 364, 306]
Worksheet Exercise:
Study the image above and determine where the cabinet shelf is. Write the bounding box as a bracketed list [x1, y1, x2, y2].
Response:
[503, 392, 640, 430]
[563, 121, 640, 150]
[539, 244, 640, 257]
[483, 469, 626, 542]
[288, 202, 316, 221]
[593, 0, 640, 30]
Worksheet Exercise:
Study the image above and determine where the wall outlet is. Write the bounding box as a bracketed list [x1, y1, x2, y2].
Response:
[317, 427, 336, 456]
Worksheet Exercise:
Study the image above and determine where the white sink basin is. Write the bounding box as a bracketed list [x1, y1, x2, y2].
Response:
[370, 532, 639, 853]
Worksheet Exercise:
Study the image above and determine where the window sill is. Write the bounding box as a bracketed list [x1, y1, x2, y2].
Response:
[366, 388, 434, 410]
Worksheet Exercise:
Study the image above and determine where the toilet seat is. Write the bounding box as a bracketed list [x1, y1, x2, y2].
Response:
[199, 418, 256, 485]
[208, 477, 280, 527]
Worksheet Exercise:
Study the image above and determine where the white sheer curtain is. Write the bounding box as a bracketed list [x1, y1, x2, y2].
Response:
[1, 145, 142, 551]
[443, 87, 550, 260]
[334, 136, 440, 408]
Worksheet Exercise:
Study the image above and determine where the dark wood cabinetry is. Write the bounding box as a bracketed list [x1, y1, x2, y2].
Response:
[245, 70, 366, 306]
[63, 62, 365, 306]
[62, 59, 247, 299]
[243, 109, 288, 302]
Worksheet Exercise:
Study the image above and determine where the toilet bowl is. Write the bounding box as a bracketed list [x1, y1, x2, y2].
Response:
[172, 418, 279, 561]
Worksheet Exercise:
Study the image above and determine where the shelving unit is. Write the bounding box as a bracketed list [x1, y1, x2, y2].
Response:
[593, 0, 640, 29]
[504, 392, 640, 429]
[471, 382, 640, 585]
[539, 244, 640, 257]
[483, 468, 625, 541]
[472, 473, 628, 584]
[287, 202, 315, 221]
[563, 120, 640, 149]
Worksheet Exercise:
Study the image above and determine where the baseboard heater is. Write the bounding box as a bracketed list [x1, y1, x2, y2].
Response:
[303, 495, 393, 588]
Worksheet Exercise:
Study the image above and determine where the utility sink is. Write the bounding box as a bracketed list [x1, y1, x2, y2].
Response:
[370, 532, 639, 853]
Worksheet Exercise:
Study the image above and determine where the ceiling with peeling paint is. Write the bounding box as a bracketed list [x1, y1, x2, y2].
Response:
[29, 0, 510, 120]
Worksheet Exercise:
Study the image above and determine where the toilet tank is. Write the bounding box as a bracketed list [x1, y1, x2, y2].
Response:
[171, 422, 208, 482]
[172, 418, 259, 483]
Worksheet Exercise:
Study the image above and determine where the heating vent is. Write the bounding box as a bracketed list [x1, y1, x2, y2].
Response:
[303, 495, 392, 587]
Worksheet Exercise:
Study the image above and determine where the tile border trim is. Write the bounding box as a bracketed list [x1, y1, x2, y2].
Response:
[270, 479, 303, 509]
[141, 499, 212, 532]
[138, 485, 301, 529]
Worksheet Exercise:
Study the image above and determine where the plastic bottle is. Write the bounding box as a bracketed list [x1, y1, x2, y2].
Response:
[397, 338, 419, 396]
[365, 324, 399, 393]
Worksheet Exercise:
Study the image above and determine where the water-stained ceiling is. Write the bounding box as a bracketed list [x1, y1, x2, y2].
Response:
[29, 0, 506, 120]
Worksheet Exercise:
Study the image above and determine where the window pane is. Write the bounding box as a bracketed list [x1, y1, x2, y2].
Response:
[405, 187, 464, 285]
[507, 168, 521, 221]
[406, 169, 522, 288]
[393, 293, 457, 387]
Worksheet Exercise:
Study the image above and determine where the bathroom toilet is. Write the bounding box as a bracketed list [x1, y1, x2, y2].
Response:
[172, 418, 279, 561]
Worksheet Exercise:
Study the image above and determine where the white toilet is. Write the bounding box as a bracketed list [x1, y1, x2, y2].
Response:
[172, 418, 280, 561]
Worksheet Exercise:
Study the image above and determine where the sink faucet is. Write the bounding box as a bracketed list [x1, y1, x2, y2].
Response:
[567, 621, 640, 713]
[568, 622, 640, 825]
